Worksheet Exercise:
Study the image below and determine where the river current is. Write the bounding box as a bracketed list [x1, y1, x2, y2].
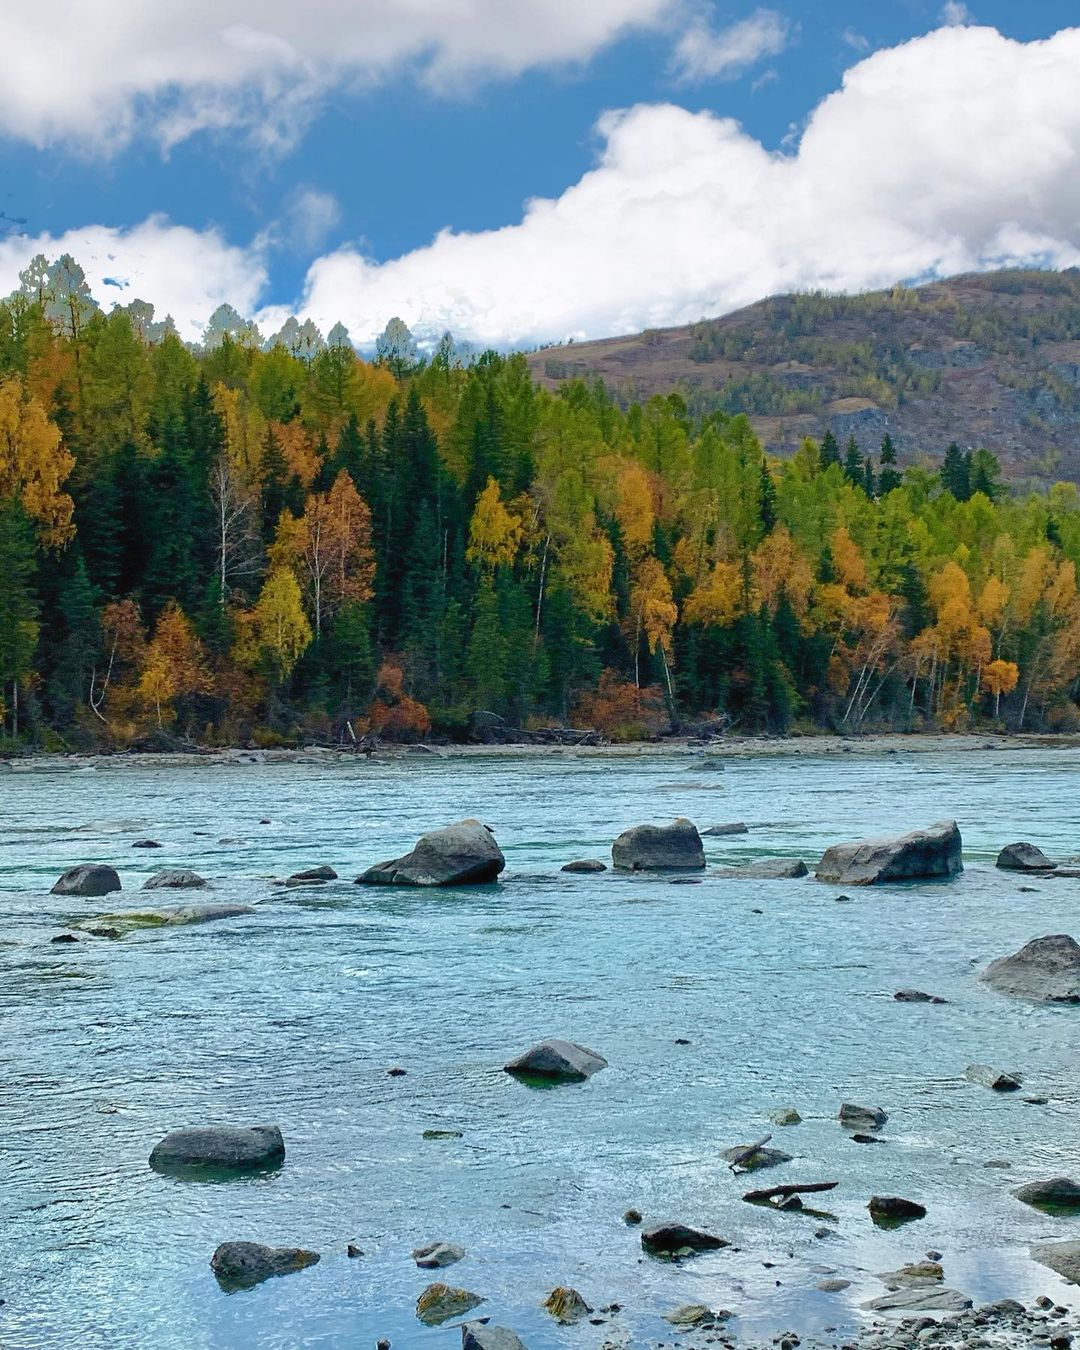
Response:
[2, 746, 1080, 1349]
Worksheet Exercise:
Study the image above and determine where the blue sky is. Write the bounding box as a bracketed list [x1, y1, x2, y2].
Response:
[0, 2, 1078, 347]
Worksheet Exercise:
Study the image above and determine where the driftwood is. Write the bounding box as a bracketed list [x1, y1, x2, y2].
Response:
[742, 1180, 839, 1203]
[726, 1134, 772, 1172]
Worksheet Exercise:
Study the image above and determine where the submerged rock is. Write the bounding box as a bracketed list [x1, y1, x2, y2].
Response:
[416, 1282, 485, 1325]
[611, 818, 705, 872]
[132, 840, 163, 849]
[641, 1222, 728, 1256]
[413, 1241, 465, 1269]
[151, 1125, 284, 1174]
[713, 857, 808, 879]
[997, 841, 1057, 871]
[1014, 1178, 1080, 1212]
[665, 1303, 728, 1325]
[286, 865, 338, 886]
[504, 1039, 607, 1083]
[894, 989, 947, 1003]
[965, 1063, 1023, 1091]
[839, 1103, 888, 1131]
[543, 1286, 591, 1323]
[210, 1241, 318, 1288]
[461, 1327, 527, 1350]
[81, 903, 254, 931]
[980, 934, 1080, 1003]
[877, 1261, 944, 1288]
[702, 822, 748, 836]
[721, 1142, 793, 1170]
[816, 821, 962, 885]
[561, 859, 607, 873]
[51, 864, 121, 897]
[357, 820, 505, 887]
[1032, 1241, 1080, 1284]
[142, 869, 208, 890]
[869, 1195, 926, 1225]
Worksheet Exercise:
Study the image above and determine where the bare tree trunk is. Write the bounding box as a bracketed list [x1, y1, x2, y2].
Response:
[534, 534, 550, 641]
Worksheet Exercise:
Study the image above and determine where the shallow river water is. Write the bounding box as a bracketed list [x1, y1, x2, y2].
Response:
[3, 746, 1080, 1350]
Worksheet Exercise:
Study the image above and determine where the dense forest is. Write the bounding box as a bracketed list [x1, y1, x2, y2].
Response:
[2, 254, 1080, 751]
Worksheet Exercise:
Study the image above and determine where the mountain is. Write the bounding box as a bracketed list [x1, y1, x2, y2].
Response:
[526, 269, 1080, 484]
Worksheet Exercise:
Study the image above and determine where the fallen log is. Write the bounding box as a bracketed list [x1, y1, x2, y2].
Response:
[742, 1181, 839, 1203]
[726, 1134, 772, 1171]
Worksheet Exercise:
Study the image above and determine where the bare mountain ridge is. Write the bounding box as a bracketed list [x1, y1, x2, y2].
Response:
[526, 269, 1080, 484]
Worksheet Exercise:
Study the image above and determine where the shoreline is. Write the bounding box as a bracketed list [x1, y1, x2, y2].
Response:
[4, 730, 1080, 773]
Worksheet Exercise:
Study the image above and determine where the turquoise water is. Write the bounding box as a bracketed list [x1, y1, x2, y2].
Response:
[3, 747, 1080, 1349]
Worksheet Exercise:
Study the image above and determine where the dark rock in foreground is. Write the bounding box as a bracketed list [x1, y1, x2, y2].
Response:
[561, 859, 607, 873]
[357, 820, 505, 887]
[715, 858, 808, 879]
[1032, 1240, 1080, 1283]
[816, 821, 962, 885]
[51, 864, 121, 897]
[839, 1103, 887, 1131]
[210, 1241, 318, 1288]
[461, 1326, 528, 1350]
[1014, 1177, 1080, 1212]
[151, 1125, 285, 1174]
[641, 1222, 728, 1256]
[965, 1063, 1022, 1091]
[611, 818, 705, 872]
[869, 1195, 926, 1225]
[143, 869, 208, 890]
[997, 841, 1057, 871]
[504, 1039, 607, 1083]
[980, 934, 1080, 1003]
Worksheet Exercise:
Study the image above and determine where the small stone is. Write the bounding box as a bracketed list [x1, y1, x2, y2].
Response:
[415, 1282, 485, 1326]
[561, 859, 607, 873]
[965, 1063, 1022, 1092]
[142, 869, 208, 890]
[423, 1129, 463, 1139]
[347, 1244, 364, 1258]
[543, 1286, 591, 1323]
[665, 1303, 721, 1326]
[413, 1241, 465, 1269]
[132, 840, 163, 849]
[840, 1103, 888, 1131]
[770, 1107, 802, 1126]
[286, 865, 338, 884]
[210, 1241, 319, 1288]
[623, 1208, 643, 1224]
[894, 989, 948, 1003]
[50, 933, 79, 943]
[817, 1279, 852, 1292]
[387, 1066, 407, 1077]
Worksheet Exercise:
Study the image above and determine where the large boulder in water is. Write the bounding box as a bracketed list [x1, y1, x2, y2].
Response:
[980, 934, 1080, 1003]
[357, 820, 504, 887]
[816, 821, 962, 885]
[142, 869, 208, 890]
[641, 1222, 728, 1256]
[996, 842, 1057, 871]
[51, 864, 121, 897]
[1014, 1177, 1080, 1213]
[504, 1039, 607, 1083]
[612, 818, 705, 872]
[210, 1241, 318, 1288]
[150, 1125, 284, 1175]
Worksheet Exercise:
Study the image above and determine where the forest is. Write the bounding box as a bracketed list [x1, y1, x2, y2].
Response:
[2, 253, 1080, 751]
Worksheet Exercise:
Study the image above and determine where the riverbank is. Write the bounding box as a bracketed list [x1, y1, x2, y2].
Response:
[5, 730, 1080, 773]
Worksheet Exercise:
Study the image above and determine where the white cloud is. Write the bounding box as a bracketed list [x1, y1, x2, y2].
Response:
[841, 28, 871, 54]
[281, 188, 342, 254]
[940, 1, 974, 26]
[3, 25, 1080, 353]
[0, 218, 266, 342]
[0, 1, 677, 152]
[673, 7, 792, 81]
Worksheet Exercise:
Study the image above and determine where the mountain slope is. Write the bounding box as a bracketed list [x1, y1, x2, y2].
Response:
[526, 269, 1080, 483]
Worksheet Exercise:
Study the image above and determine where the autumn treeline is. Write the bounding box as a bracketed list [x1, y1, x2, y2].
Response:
[1, 256, 1080, 749]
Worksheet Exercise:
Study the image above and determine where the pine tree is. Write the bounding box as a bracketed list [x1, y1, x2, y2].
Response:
[878, 434, 902, 494]
[941, 443, 972, 501]
[0, 502, 39, 738]
[863, 455, 876, 498]
[843, 436, 864, 486]
[819, 429, 841, 469]
[759, 458, 777, 533]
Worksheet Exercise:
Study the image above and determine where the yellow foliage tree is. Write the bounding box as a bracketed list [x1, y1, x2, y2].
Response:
[236, 568, 313, 683]
[466, 477, 523, 570]
[0, 374, 75, 546]
[982, 658, 1019, 718]
[138, 604, 211, 728]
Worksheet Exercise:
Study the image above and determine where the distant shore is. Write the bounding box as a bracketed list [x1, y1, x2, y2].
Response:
[4, 730, 1080, 773]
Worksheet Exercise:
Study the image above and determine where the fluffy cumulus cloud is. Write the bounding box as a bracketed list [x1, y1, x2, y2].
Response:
[0, 0, 677, 151]
[0, 218, 266, 341]
[2, 24, 1080, 350]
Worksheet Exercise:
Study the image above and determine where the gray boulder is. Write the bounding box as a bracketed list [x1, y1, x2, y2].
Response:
[702, 822, 748, 836]
[715, 858, 808, 879]
[51, 864, 121, 897]
[1032, 1241, 1080, 1283]
[543, 1286, 591, 1323]
[210, 1241, 319, 1288]
[641, 1222, 728, 1256]
[461, 1327, 528, 1350]
[612, 818, 705, 872]
[839, 1103, 887, 1131]
[151, 1125, 284, 1174]
[965, 1064, 1022, 1092]
[1014, 1177, 1080, 1212]
[504, 1039, 607, 1083]
[996, 842, 1057, 871]
[770, 1107, 801, 1126]
[869, 1195, 926, 1225]
[980, 934, 1080, 1003]
[561, 859, 607, 873]
[357, 820, 504, 887]
[413, 1241, 466, 1269]
[416, 1282, 485, 1325]
[863, 1288, 971, 1312]
[816, 821, 962, 885]
[286, 865, 338, 885]
[143, 869, 208, 890]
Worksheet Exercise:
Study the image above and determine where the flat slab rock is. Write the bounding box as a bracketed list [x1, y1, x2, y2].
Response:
[51, 864, 121, 897]
[714, 858, 808, 879]
[1032, 1240, 1080, 1283]
[641, 1222, 729, 1255]
[965, 1063, 1022, 1091]
[83, 903, 254, 930]
[461, 1327, 528, 1350]
[504, 1039, 607, 1083]
[701, 822, 748, 836]
[151, 1125, 284, 1173]
[863, 1287, 972, 1312]
[980, 934, 1080, 1003]
[142, 869, 208, 890]
[210, 1241, 318, 1288]
[612, 818, 705, 872]
[997, 841, 1057, 871]
[816, 820, 962, 885]
[358, 820, 505, 887]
